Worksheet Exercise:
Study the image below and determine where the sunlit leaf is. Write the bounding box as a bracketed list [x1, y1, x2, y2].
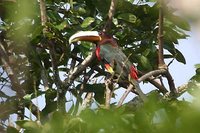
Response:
[55, 21, 68, 31]
[81, 17, 95, 28]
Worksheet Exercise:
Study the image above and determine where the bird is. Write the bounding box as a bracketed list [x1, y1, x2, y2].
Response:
[69, 31, 147, 102]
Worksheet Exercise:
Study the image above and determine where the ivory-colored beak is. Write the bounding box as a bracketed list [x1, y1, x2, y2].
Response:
[69, 31, 101, 44]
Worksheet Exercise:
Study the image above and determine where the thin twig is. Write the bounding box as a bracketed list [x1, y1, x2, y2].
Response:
[117, 84, 133, 107]
[33, 76, 40, 121]
[77, 92, 93, 115]
[0, 42, 25, 98]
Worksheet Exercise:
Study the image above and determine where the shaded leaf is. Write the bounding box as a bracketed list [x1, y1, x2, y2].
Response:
[139, 55, 152, 70]
[175, 49, 186, 64]
[16, 120, 41, 132]
[7, 126, 19, 133]
[117, 13, 137, 23]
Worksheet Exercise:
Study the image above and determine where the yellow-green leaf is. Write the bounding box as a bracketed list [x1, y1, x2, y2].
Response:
[81, 17, 95, 28]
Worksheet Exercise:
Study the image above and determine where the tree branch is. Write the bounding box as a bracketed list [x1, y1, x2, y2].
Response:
[39, 0, 47, 31]
[39, 0, 64, 111]
[138, 69, 166, 83]
[165, 70, 177, 95]
[117, 84, 133, 107]
[0, 42, 25, 98]
[65, 50, 96, 88]
[157, 0, 177, 95]
[158, 0, 166, 69]
[103, 0, 117, 32]
[104, 78, 113, 109]
[147, 77, 168, 94]
[77, 92, 93, 115]
[117, 69, 167, 107]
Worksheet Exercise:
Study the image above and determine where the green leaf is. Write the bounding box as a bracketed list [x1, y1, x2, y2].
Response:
[117, 13, 137, 23]
[195, 64, 200, 69]
[139, 55, 152, 70]
[55, 21, 68, 31]
[167, 14, 190, 31]
[23, 94, 33, 101]
[175, 49, 186, 64]
[76, 83, 105, 104]
[7, 126, 19, 133]
[81, 17, 95, 28]
[16, 120, 41, 132]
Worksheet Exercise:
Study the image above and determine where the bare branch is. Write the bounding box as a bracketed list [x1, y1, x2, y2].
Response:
[177, 84, 188, 96]
[157, 0, 166, 69]
[103, 0, 117, 32]
[117, 84, 133, 107]
[65, 50, 96, 87]
[138, 69, 166, 83]
[0, 42, 25, 98]
[105, 78, 113, 109]
[157, 0, 177, 95]
[77, 92, 93, 115]
[147, 77, 168, 94]
[39, 0, 47, 29]
[165, 70, 177, 95]
[39, 0, 65, 111]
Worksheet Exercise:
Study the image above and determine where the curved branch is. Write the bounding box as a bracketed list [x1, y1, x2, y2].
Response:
[0, 42, 25, 98]
[65, 50, 96, 88]
[138, 69, 166, 83]
[117, 84, 133, 107]
[165, 70, 177, 95]
[147, 77, 168, 94]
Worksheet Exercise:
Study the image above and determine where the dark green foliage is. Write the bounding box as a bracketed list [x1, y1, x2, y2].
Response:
[12, 93, 200, 133]
[0, 0, 199, 132]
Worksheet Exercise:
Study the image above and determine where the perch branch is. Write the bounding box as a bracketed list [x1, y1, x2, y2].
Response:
[117, 69, 167, 107]
[65, 50, 96, 88]
[138, 69, 166, 83]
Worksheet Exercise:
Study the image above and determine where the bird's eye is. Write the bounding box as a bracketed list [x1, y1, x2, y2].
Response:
[99, 32, 102, 35]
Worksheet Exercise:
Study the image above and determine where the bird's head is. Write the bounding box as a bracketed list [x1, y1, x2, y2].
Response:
[69, 31, 111, 44]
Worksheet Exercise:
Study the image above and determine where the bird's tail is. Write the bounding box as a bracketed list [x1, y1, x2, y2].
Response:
[134, 82, 147, 102]
[129, 77, 147, 102]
